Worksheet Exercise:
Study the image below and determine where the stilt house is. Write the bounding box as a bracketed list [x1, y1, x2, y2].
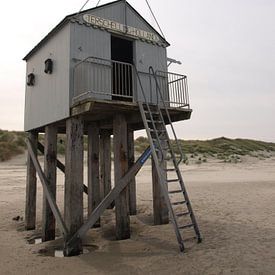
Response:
[23, 0, 201, 256]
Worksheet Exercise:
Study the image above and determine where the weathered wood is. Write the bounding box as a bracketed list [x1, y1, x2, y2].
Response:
[100, 130, 113, 209]
[38, 141, 65, 172]
[113, 114, 130, 240]
[37, 141, 89, 195]
[65, 147, 152, 256]
[64, 117, 84, 255]
[127, 128, 137, 215]
[25, 131, 38, 230]
[27, 139, 68, 238]
[152, 131, 169, 225]
[42, 125, 57, 242]
[88, 123, 100, 227]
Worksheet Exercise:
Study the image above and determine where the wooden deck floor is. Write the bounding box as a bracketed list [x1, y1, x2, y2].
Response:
[35, 99, 192, 134]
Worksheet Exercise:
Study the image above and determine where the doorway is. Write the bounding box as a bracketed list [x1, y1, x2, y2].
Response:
[111, 36, 133, 101]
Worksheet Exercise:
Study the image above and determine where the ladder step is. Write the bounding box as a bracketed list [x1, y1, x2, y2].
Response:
[168, 190, 182, 194]
[167, 179, 179, 183]
[145, 111, 159, 115]
[163, 156, 171, 160]
[150, 129, 166, 133]
[155, 148, 168, 152]
[165, 168, 176, 172]
[171, 200, 186, 205]
[176, 212, 190, 217]
[152, 138, 168, 143]
[179, 223, 194, 230]
[146, 120, 163, 124]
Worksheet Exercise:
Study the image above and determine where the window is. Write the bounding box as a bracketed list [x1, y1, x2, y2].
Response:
[44, 58, 53, 74]
[27, 73, 35, 86]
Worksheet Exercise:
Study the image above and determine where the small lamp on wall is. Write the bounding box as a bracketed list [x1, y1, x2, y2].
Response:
[44, 58, 53, 74]
[27, 73, 35, 86]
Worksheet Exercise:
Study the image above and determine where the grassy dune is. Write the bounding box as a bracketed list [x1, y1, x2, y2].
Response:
[0, 129, 274, 162]
[0, 130, 26, 161]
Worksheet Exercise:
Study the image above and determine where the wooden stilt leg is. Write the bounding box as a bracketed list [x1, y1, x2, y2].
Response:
[88, 123, 100, 227]
[25, 131, 38, 230]
[127, 128, 136, 215]
[113, 114, 130, 240]
[152, 129, 169, 225]
[64, 117, 83, 255]
[42, 125, 57, 242]
[100, 130, 113, 209]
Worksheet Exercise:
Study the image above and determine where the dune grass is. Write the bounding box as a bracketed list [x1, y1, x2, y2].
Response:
[0, 130, 26, 161]
[0, 129, 274, 162]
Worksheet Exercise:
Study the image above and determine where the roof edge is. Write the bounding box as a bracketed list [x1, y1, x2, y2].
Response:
[23, 0, 169, 61]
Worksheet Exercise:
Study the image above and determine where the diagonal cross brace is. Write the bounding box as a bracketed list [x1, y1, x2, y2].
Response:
[64, 146, 152, 256]
[27, 139, 69, 238]
[37, 142, 88, 194]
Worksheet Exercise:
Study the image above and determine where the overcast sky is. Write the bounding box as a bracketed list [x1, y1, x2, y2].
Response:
[0, 0, 274, 141]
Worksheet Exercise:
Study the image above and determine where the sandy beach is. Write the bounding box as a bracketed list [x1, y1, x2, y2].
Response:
[0, 153, 275, 274]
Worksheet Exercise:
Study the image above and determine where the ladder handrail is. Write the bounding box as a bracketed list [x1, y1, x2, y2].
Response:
[148, 66, 185, 165]
[133, 65, 166, 161]
[134, 63, 201, 251]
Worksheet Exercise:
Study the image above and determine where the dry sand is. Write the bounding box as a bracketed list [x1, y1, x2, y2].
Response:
[0, 153, 275, 274]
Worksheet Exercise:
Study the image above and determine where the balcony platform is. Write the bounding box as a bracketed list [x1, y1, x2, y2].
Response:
[70, 98, 192, 132]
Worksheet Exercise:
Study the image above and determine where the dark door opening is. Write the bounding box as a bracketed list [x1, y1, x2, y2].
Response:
[111, 36, 133, 101]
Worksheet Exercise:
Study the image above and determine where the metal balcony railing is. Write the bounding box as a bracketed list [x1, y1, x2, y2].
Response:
[155, 71, 189, 108]
[72, 56, 190, 109]
[73, 56, 134, 104]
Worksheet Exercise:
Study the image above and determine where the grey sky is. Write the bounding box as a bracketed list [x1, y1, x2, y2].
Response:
[0, 0, 274, 141]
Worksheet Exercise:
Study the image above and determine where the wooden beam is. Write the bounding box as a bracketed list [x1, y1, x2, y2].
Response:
[88, 123, 100, 227]
[37, 141, 88, 195]
[42, 125, 57, 242]
[64, 116, 84, 256]
[113, 114, 130, 240]
[100, 130, 113, 209]
[25, 131, 38, 230]
[127, 128, 136, 215]
[27, 139, 68, 238]
[65, 147, 151, 256]
[152, 130, 169, 225]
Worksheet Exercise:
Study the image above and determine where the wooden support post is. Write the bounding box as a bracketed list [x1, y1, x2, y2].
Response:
[25, 131, 38, 230]
[152, 131, 169, 225]
[127, 128, 136, 215]
[64, 117, 84, 256]
[88, 123, 100, 227]
[42, 125, 57, 242]
[65, 147, 152, 255]
[100, 130, 113, 209]
[113, 114, 130, 240]
[37, 141, 88, 195]
[27, 139, 68, 239]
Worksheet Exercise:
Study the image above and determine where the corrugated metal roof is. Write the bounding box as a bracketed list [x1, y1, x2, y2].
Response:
[23, 0, 170, 61]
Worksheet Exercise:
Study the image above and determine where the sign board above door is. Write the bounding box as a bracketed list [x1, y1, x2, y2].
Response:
[83, 14, 160, 43]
